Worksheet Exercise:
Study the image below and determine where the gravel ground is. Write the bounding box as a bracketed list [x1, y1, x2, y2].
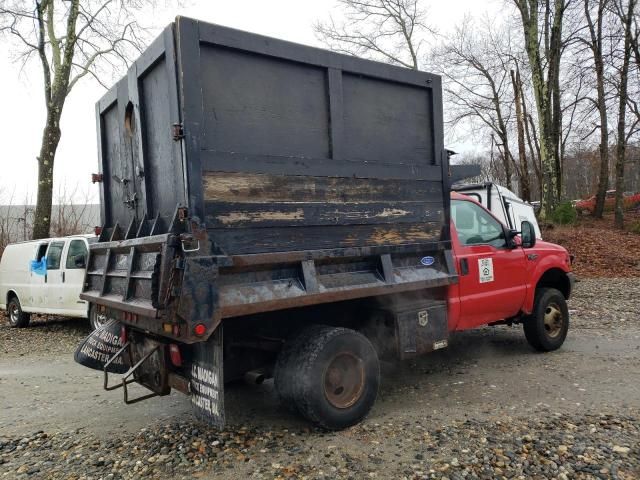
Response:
[1, 411, 638, 479]
[0, 315, 90, 358]
[569, 278, 640, 332]
[1, 278, 639, 479]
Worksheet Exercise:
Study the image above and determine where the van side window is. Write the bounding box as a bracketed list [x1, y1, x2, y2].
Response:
[66, 240, 88, 269]
[35, 243, 48, 261]
[46, 242, 65, 270]
[451, 200, 506, 248]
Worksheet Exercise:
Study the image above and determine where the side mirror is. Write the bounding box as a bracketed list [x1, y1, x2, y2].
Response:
[521, 221, 536, 248]
[74, 254, 86, 268]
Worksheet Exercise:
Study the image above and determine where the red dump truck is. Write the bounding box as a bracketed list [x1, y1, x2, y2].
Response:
[75, 17, 574, 430]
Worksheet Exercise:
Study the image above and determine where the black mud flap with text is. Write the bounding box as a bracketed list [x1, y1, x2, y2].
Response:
[188, 326, 225, 428]
[74, 319, 130, 374]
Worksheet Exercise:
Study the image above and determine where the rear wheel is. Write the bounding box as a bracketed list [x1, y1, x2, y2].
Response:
[274, 325, 379, 430]
[523, 288, 569, 351]
[7, 296, 30, 328]
[89, 304, 107, 331]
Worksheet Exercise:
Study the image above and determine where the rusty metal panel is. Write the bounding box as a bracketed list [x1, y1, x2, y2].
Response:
[394, 301, 448, 360]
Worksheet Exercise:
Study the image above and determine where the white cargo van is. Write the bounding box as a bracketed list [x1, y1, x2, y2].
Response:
[0, 234, 105, 330]
[452, 182, 542, 239]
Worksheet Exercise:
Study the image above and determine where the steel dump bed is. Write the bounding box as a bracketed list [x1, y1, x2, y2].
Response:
[81, 17, 456, 342]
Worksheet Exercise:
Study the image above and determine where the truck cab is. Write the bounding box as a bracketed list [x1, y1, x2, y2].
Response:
[453, 182, 542, 239]
[449, 192, 574, 346]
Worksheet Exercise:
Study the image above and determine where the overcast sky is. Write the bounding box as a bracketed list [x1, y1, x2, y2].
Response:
[0, 0, 501, 204]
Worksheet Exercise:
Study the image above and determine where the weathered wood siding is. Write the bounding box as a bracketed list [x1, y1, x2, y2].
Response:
[95, 19, 447, 256]
[193, 25, 445, 255]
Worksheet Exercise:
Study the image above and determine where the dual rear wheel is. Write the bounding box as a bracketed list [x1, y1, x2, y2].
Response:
[274, 325, 380, 430]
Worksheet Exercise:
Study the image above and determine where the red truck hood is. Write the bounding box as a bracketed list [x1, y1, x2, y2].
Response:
[534, 239, 569, 254]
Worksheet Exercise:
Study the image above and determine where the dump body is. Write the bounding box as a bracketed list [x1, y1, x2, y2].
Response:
[81, 17, 456, 344]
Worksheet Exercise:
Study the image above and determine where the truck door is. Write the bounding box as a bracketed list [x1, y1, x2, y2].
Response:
[29, 242, 49, 308]
[62, 239, 90, 316]
[450, 199, 528, 330]
[43, 241, 66, 312]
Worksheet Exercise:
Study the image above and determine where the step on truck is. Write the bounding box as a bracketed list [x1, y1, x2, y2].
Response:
[75, 17, 575, 430]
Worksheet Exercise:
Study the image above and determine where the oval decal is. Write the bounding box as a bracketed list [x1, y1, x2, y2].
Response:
[420, 256, 435, 266]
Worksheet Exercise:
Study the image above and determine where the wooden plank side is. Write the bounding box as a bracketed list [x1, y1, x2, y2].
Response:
[205, 201, 444, 228]
[203, 172, 442, 204]
[201, 152, 443, 181]
[209, 222, 442, 254]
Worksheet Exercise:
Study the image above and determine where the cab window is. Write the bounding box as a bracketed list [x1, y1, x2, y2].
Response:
[452, 199, 506, 248]
[66, 240, 88, 269]
[46, 242, 65, 270]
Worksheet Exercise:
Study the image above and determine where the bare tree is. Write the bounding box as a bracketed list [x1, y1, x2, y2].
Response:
[0, 0, 156, 239]
[612, 0, 638, 228]
[50, 182, 94, 236]
[510, 0, 569, 218]
[314, 0, 436, 70]
[433, 18, 518, 191]
[511, 65, 532, 200]
[580, 0, 612, 218]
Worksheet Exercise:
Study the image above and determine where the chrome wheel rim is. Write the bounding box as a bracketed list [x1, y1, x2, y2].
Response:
[92, 309, 108, 329]
[9, 304, 19, 324]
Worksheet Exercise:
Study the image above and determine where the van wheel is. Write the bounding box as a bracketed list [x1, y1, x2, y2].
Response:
[523, 288, 569, 352]
[89, 304, 107, 331]
[7, 297, 30, 328]
[274, 325, 379, 430]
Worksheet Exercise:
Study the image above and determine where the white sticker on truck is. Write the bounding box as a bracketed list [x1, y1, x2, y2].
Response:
[478, 258, 494, 283]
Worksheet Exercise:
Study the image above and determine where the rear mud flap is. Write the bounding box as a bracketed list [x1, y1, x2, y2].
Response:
[188, 326, 225, 428]
[74, 319, 129, 374]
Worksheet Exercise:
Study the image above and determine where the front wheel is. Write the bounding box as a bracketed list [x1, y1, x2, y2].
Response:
[274, 325, 379, 430]
[523, 288, 569, 351]
[7, 297, 30, 328]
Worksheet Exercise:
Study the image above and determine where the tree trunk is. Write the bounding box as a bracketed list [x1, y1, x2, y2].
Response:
[33, 111, 62, 239]
[586, 0, 610, 219]
[614, 0, 636, 229]
[511, 68, 531, 201]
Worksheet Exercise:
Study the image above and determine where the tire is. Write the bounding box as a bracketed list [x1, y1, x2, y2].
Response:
[523, 288, 569, 352]
[274, 325, 379, 430]
[7, 296, 30, 328]
[89, 304, 107, 331]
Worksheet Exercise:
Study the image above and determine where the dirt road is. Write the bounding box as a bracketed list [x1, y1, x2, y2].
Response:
[1, 278, 639, 479]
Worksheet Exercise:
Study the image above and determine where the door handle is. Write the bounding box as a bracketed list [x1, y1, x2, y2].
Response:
[459, 258, 469, 275]
[62, 271, 65, 283]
